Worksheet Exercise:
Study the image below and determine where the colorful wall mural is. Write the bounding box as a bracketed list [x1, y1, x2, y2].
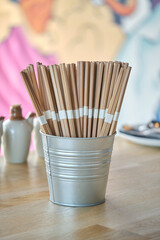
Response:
[0, 0, 160, 126]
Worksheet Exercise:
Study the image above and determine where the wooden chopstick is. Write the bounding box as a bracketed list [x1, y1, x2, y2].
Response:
[87, 62, 96, 137]
[83, 62, 90, 137]
[79, 61, 85, 132]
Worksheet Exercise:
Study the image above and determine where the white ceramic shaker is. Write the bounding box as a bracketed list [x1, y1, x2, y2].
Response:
[2, 105, 34, 164]
[33, 117, 44, 158]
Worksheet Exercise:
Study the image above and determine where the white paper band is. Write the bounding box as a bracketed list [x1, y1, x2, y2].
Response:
[105, 113, 113, 124]
[59, 110, 67, 120]
[79, 108, 84, 118]
[113, 111, 119, 121]
[51, 111, 57, 121]
[38, 115, 47, 125]
[99, 109, 105, 119]
[51, 108, 117, 122]
[105, 108, 108, 118]
[56, 113, 60, 122]
[93, 108, 99, 119]
[84, 106, 88, 116]
[74, 109, 80, 119]
[67, 110, 74, 119]
[44, 110, 51, 120]
[88, 108, 93, 118]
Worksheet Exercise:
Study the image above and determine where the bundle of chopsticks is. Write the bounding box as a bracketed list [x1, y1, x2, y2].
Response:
[20, 61, 131, 138]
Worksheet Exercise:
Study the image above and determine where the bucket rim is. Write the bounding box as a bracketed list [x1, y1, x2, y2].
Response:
[40, 131, 116, 140]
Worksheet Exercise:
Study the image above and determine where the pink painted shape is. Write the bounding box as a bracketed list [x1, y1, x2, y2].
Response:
[0, 27, 57, 118]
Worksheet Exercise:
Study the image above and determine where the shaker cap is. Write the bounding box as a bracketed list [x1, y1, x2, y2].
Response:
[10, 105, 24, 120]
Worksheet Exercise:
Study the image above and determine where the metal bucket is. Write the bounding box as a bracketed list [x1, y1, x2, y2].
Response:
[41, 132, 115, 207]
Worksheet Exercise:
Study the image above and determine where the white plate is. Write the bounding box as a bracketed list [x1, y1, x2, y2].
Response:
[119, 132, 160, 147]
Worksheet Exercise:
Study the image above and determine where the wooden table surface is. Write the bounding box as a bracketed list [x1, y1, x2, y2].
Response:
[0, 137, 160, 240]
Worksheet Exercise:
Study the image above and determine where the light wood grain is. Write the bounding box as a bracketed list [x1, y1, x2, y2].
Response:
[0, 137, 160, 240]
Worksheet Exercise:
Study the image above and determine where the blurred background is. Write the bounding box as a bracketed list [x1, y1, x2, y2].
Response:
[0, 0, 160, 127]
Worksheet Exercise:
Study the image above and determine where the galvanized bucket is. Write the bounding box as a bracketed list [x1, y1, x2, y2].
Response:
[41, 132, 115, 207]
